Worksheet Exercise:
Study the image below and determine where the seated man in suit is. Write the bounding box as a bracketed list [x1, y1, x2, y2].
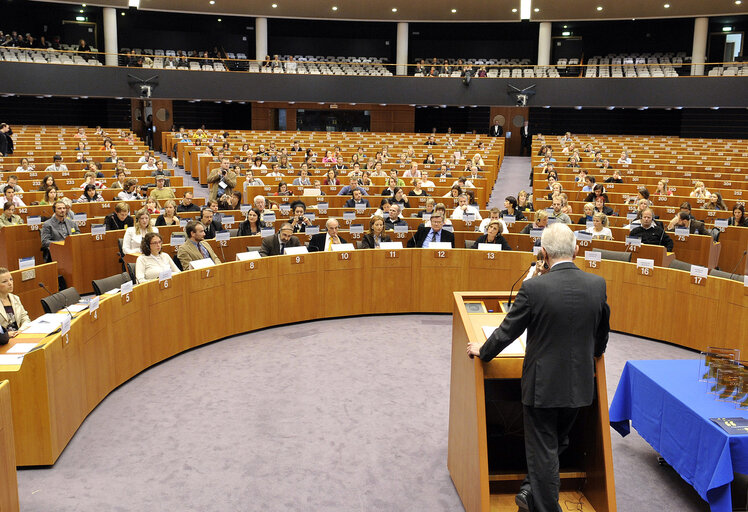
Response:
[177, 220, 221, 270]
[344, 188, 370, 209]
[259, 223, 301, 257]
[666, 211, 710, 236]
[177, 192, 201, 213]
[629, 208, 674, 252]
[199, 207, 221, 240]
[408, 213, 455, 248]
[308, 218, 348, 252]
[384, 203, 408, 230]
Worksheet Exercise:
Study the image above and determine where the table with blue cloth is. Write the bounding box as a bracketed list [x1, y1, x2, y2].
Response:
[610, 359, 748, 512]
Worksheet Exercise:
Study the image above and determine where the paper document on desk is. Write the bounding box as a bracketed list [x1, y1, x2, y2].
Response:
[0, 354, 24, 365]
[5, 343, 38, 354]
[22, 313, 70, 334]
[66, 303, 89, 313]
[481, 326, 526, 356]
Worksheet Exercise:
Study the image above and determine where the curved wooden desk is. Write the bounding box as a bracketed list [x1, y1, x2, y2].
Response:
[0, 249, 745, 467]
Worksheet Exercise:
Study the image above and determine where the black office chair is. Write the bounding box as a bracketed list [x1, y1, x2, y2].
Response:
[596, 249, 632, 263]
[171, 255, 183, 272]
[246, 246, 262, 253]
[40, 287, 80, 314]
[668, 259, 692, 271]
[92, 272, 131, 295]
[126, 263, 137, 283]
[709, 268, 744, 282]
[229, 228, 239, 237]
[117, 238, 126, 272]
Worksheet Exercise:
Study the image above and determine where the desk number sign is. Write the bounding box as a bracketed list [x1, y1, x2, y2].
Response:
[690, 265, 708, 286]
[585, 251, 601, 269]
[636, 258, 654, 277]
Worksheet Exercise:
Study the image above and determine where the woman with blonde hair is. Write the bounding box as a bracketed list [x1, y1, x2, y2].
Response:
[361, 215, 392, 249]
[590, 211, 613, 240]
[689, 181, 710, 199]
[123, 209, 158, 255]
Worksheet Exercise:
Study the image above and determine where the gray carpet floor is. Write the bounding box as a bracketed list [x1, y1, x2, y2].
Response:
[16, 315, 709, 512]
[487, 156, 532, 209]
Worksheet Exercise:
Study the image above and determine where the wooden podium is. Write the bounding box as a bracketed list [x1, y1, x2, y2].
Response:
[448, 292, 616, 512]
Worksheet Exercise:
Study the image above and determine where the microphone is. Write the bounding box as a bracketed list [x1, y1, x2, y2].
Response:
[507, 262, 536, 310]
[38, 282, 75, 319]
[728, 250, 747, 280]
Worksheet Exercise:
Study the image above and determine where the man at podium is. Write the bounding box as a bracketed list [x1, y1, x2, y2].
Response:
[467, 223, 610, 512]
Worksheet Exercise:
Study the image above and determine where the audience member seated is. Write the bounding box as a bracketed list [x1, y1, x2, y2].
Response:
[344, 188, 370, 209]
[0, 267, 30, 336]
[259, 222, 300, 257]
[155, 200, 180, 226]
[479, 208, 508, 234]
[219, 191, 242, 211]
[417, 198, 436, 218]
[150, 175, 176, 201]
[408, 179, 429, 198]
[237, 208, 268, 236]
[111, 169, 127, 190]
[667, 212, 710, 236]
[104, 202, 134, 231]
[383, 204, 408, 230]
[292, 168, 312, 187]
[361, 215, 392, 249]
[472, 220, 512, 251]
[79, 171, 106, 190]
[175, 192, 200, 213]
[390, 187, 411, 210]
[288, 201, 312, 233]
[338, 176, 366, 196]
[517, 190, 534, 212]
[653, 180, 672, 197]
[308, 218, 347, 252]
[41, 200, 78, 261]
[0, 187, 25, 208]
[520, 210, 549, 234]
[177, 221, 221, 269]
[577, 203, 595, 226]
[0, 203, 23, 227]
[38, 186, 59, 206]
[729, 204, 748, 227]
[77, 184, 104, 203]
[123, 209, 158, 255]
[584, 184, 609, 204]
[425, 203, 452, 228]
[590, 212, 613, 240]
[594, 196, 615, 217]
[199, 208, 220, 240]
[244, 170, 265, 187]
[689, 181, 710, 199]
[37, 175, 57, 192]
[629, 208, 673, 251]
[604, 170, 624, 184]
[135, 232, 181, 284]
[0, 176, 24, 194]
[704, 192, 728, 211]
[500, 196, 526, 221]
[116, 179, 142, 201]
[408, 213, 454, 248]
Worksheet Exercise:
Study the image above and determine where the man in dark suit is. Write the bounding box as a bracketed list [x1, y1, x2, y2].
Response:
[520, 120, 531, 156]
[259, 223, 300, 257]
[199, 208, 221, 240]
[490, 120, 503, 137]
[344, 188, 370, 209]
[308, 218, 348, 252]
[667, 211, 710, 235]
[630, 208, 673, 252]
[468, 223, 610, 512]
[407, 213, 455, 248]
[0, 123, 12, 156]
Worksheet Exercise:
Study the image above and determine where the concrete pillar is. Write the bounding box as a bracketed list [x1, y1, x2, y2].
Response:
[691, 17, 709, 76]
[102, 7, 118, 67]
[537, 22, 552, 67]
[255, 17, 268, 62]
[396, 22, 408, 76]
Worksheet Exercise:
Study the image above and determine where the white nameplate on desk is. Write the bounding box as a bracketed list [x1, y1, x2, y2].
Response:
[422, 213, 432, 222]
[284, 246, 308, 256]
[89, 295, 99, 312]
[331, 243, 355, 252]
[674, 227, 689, 238]
[215, 230, 230, 242]
[240, 204, 251, 214]
[158, 268, 172, 282]
[279, 204, 291, 214]
[302, 188, 321, 196]
[221, 215, 235, 225]
[394, 224, 408, 233]
[714, 219, 728, 229]
[626, 212, 637, 221]
[442, 224, 454, 232]
[73, 213, 87, 222]
[586, 221, 594, 231]
[478, 243, 502, 251]
[575, 231, 593, 242]
[625, 237, 642, 247]
[306, 212, 316, 221]
[91, 224, 106, 236]
[179, 219, 188, 227]
[260, 228, 275, 238]
[690, 265, 708, 278]
[463, 213, 475, 222]
[236, 251, 261, 261]
[305, 225, 320, 235]
[170, 234, 186, 246]
[503, 215, 515, 225]
[316, 202, 328, 213]
[585, 251, 602, 262]
[343, 212, 356, 221]
[121, 280, 133, 294]
[18, 256, 35, 270]
[264, 212, 276, 222]
[27, 216, 42, 226]
[429, 242, 452, 250]
[637, 258, 654, 269]
[379, 242, 403, 250]
[189, 258, 216, 270]
[530, 228, 544, 238]
[349, 225, 364, 234]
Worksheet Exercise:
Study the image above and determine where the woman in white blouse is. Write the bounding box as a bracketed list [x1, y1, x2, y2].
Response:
[123, 209, 158, 255]
[135, 232, 180, 283]
[590, 211, 613, 240]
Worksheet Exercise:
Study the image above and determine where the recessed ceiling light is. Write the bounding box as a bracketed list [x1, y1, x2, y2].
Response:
[663, 3, 670, 7]
[81, 3, 86, 6]
[562, 31, 571, 36]
[332, 5, 338, 10]
[121, 11, 125, 15]
[563, 25, 568, 28]
[596, 6, 603, 10]
[723, 26, 733, 31]
[736, 0, 742, 4]
[512, 8, 517, 12]
[209, 0, 215, 4]
[534, 7, 540, 12]
[451, 8, 457, 13]
[217, 17, 222, 21]
[272, 3, 277, 7]
[79, 9, 84, 12]
[392, 7, 397, 12]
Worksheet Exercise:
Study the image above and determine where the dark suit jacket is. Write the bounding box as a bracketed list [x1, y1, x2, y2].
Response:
[472, 233, 512, 251]
[668, 219, 710, 236]
[490, 125, 504, 137]
[479, 262, 610, 408]
[344, 198, 370, 208]
[308, 233, 348, 252]
[259, 234, 301, 257]
[520, 125, 531, 147]
[361, 233, 392, 249]
[407, 225, 455, 248]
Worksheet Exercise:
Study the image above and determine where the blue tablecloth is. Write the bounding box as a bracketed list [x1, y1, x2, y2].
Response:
[610, 359, 748, 512]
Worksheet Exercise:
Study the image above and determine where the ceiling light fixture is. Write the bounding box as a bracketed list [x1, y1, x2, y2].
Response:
[723, 26, 733, 31]
[736, 1, 743, 5]
[663, 3, 670, 7]
[209, 0, 215, 4]
[512, 8, 517, 12]
[520, 0, 530, 19]
[451, 8, 457, 13]
[217, 17, 222, 21]
[596, 6, 603, 10]
[332, 6, 338, 10]
[272, 3, 277, 7]
[562, 31, 571, 36]
[534, 7, 540, 12]
[392, 7, 397, 12]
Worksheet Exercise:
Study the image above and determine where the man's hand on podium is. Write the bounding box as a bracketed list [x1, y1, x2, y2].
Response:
[467, 342, 482, 359]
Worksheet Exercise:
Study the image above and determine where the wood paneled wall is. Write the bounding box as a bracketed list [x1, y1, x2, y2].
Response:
[251, 102, 414, 133]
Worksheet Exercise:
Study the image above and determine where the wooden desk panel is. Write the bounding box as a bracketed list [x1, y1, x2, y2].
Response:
[0, 380, 19, 512]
